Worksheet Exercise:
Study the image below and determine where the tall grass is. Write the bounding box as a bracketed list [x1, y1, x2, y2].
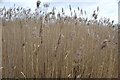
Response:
[2, 19, 118, 78]
[1, 3, 118, 78]
[0, 18, 2, 78]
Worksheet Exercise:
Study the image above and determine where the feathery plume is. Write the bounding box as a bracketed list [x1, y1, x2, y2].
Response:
[69, 5, 72, 11]
[97, 6, 99, 12]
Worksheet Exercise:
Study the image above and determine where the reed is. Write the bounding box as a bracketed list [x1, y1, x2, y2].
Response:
[1, 3, 118, 78]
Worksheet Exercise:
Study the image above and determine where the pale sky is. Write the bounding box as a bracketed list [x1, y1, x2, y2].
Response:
[0, 0, 119, 24]
[1, 0, 100, 2]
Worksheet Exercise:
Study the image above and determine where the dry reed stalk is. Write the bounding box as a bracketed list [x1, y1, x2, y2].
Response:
[21, 72, 26, 78]
[39, 17, 43, 44]
[54, 34, 63, 57]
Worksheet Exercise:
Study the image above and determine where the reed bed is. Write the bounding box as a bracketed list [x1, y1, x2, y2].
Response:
[1, 3, 118, 78]
[0, 18, 2, 78]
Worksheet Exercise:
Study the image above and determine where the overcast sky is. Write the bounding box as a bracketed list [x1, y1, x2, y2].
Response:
[0, 0, 119, 24]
